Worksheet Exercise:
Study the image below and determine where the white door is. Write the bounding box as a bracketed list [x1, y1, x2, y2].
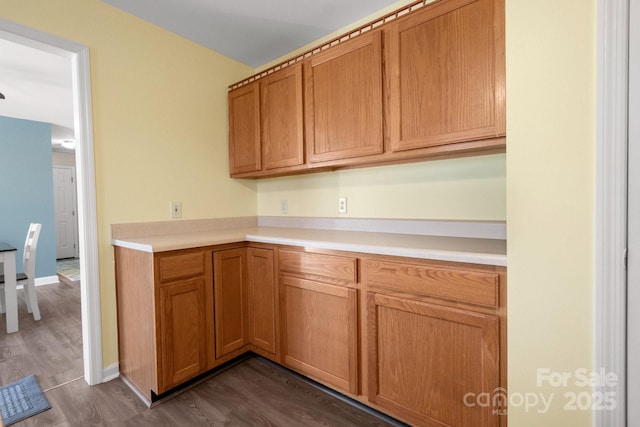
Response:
[628, 0, 640, 422]
[53, 166, 78, 259]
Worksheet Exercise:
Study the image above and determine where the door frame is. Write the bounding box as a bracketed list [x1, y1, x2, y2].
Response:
[627, 0, 640, 424]
[52, 165, 79, 259]
[0, 20, 103, 385]
[595, 0, 629, 425]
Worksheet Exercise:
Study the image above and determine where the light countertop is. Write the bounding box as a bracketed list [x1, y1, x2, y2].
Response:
[111, 226, 506, 266]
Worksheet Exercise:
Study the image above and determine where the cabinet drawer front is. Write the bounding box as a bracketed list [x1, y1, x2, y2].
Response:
[364, 259, 498, 307]
[279, 250, 357, 283]
[158, 251, 206, 283]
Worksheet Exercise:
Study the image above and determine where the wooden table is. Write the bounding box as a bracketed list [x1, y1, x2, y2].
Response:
[0, 242, 18, 333]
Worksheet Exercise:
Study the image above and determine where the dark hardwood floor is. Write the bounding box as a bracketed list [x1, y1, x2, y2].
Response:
[1, 282, 399, 426]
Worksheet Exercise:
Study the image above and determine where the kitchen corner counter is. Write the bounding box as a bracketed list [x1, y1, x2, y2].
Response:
[111, 219, 506, 266]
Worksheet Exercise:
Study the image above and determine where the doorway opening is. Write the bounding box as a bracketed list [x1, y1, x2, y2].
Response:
[0, 19, 103, 385]
[53, 164, 80, 285]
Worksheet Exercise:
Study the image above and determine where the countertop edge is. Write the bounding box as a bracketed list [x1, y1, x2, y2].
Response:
[111, 229, 506, 267]
[245, 234, 506, 267]
[111, 239, 154, 252]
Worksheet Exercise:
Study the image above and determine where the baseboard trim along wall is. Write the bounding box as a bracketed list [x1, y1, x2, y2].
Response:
[35, 275, 60, 286]
[102, 362, 119, 383]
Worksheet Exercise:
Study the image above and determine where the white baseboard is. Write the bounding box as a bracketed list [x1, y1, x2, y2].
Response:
[102, 362, 119, 383]
[35, 275, 59, 286]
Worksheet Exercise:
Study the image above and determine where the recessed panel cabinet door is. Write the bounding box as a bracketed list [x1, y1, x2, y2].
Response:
[386, 0, 505, 152]
[228, 82, 261, 174]
[261, 64, 304, 170]
[213, 248, 249, 358]
[368, 293, 500, 427]
[305, 31, 384, 163]
[158, 278, 208, 392]
[247, 248, 277, 356]
[282, 276, 358, 394]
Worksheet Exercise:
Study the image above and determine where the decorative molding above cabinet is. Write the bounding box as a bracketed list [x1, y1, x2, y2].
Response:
[228, 0, 505, 179]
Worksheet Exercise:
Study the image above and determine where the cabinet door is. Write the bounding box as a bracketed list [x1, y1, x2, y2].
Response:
[304, 31, 384, 163]
[367, 293, 500, 427]
[247, 248, 277, 356]
[281, 276, 358, 394]
[213, 248, 248, 358]
[385, 0, 505, 152]
[228, 82, 261, 174]
[158, 278, 208, 392]
[261, 64, 304, 170]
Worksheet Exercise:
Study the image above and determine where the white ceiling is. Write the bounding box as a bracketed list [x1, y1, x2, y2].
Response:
[0, 38, 75, 142]
[99, 0, 400, 67]
[0, 0, 400, 143]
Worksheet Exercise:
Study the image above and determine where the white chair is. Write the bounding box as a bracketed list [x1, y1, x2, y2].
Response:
[0, 223, 42, 321]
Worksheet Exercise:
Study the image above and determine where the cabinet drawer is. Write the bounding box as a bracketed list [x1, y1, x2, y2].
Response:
[158, 250, 206, 283]
[363, 259, 498, 307]
[279, 250, 357, 283]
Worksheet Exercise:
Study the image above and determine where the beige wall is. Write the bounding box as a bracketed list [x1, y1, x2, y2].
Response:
[258, 154, 506, 219]
[258, 0, 597, 424]
[506, 0, 596, 425]
[0, 0, 255, 366]
[256, 0, 506, 221]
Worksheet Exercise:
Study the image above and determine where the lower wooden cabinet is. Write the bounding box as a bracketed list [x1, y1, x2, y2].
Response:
[281, 275, 359, 394]
[158, 277, 210, 390]
[212, 247, 280, 362]
[247, 248, 278, 357]
[114, 246, 214, 403]
[213, 248, 249, 359]
[116, 243, 505, 425]
[367, 292, 500, 427]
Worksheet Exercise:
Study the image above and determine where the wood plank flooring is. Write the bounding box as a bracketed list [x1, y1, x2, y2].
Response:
[1, 282, 400, 426]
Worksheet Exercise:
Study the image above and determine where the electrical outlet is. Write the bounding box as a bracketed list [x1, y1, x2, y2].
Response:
[280, 199, 288, 214]
[170, 201, 182, 219]
[338, 197, 347, 214]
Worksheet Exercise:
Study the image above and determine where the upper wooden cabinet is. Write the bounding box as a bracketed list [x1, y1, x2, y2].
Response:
[304, 31, 384, 163]
[228, 82, 261, 175]
[227, 0, 505, 178]
[261, 64, 304, 170]
[385, 0, 505, 153]
[228, 64, 305, 177]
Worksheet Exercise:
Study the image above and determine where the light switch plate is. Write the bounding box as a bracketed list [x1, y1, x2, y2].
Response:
[170, 201, 182, 219]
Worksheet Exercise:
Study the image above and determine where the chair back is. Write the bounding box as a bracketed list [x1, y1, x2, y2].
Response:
[23, 223, 42, 279]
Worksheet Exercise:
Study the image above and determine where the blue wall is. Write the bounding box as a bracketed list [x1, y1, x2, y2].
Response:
[0, 116, 56, 278]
